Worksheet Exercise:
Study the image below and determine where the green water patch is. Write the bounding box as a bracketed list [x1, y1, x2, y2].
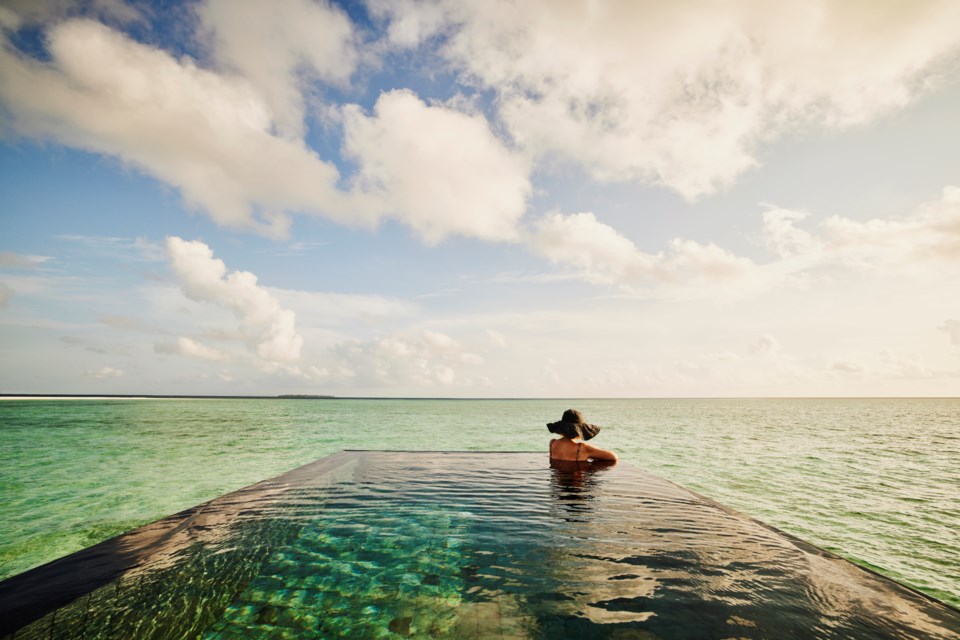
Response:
[0, 519, 148, 578]
[206, 508, 472, 639]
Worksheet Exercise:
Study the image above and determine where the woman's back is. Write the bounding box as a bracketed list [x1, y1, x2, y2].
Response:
[549, 437, 618, 463]
[549, 437, 586, 462]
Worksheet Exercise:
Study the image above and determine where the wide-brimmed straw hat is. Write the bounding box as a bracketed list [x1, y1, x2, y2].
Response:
[546, 408, 601, 441]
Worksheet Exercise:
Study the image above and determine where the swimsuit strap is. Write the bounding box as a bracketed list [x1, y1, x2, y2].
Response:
[577, 442, 582, 460]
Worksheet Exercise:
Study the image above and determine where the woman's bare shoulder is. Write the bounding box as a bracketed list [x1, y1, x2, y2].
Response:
[583, 441, 618, 461]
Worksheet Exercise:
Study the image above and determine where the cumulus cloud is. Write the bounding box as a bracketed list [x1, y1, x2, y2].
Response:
[325, 329, 483, 387]
[761, 208, 818, 259]
[372, 0, 960, 199]
[0, 18, 530, 244]
[544, 186, 960, 293]
[821, 186, 960, 266]
[197, 0, 357, 138]
[155, 336, 232, 362]
[530, 212, 664, 284]
[529, 211, 754, 287]
[0, 18, 344, 237]
[342, 89, 530, 243]
[760, 186, 960, 273]
[165, 237, 303, 363]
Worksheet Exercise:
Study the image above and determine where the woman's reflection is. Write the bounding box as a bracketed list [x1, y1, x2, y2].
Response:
[549, 458, 617, 522]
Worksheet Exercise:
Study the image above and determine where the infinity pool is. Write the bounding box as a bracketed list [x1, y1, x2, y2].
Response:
[2, 451, 958, 639]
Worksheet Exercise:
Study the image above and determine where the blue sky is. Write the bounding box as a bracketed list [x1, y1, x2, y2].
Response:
[1, 0, 959, 397]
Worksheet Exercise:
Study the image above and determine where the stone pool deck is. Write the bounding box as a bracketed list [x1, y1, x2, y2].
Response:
[1, 451, 958, 639]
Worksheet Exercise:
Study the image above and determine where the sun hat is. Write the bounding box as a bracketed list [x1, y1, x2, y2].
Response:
[546, 409, 601, 441]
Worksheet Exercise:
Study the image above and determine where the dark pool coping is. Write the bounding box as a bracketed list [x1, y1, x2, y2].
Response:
[1, 450, 957, 637]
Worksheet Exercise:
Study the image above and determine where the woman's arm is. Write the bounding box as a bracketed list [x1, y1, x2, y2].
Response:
[583, 442, 618, 462]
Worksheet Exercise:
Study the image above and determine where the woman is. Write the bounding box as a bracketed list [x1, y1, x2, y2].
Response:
[547, 409, 618, 463]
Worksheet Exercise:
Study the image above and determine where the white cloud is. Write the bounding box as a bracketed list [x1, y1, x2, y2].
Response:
[760, 186, 960, 274]
[0, 252, 52, 268]
[821, 186, 960, 268]
[530, 212, 663, 284]
[165, 237, 303, 363]
[372, 0, 447, 48]
[529, 211, 754, 288]
[525, 186, 960, 296]
[342, 89, 531, 243]
[0, 7, 17, 30]
[324, 329, 483, 387]
[86, 366, 123, 379]
[0, 19, 344, 237]
[0, 0, 144, 28]
[0, 20, 531, 244]
[197, 0, 357, 138]
[761, 208, 818, 259]
[155, 336, 232, 362]
[373, 0, 960, 199]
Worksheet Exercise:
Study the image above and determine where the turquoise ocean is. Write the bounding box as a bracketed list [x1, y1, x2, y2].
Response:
[0, 397, 957, 608]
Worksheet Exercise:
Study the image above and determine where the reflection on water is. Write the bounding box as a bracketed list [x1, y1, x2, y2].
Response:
[3, 452, 959, 639]
[548, 458, 613, 522]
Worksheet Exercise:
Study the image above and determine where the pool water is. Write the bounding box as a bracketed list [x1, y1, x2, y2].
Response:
[2, 451, 959, 639]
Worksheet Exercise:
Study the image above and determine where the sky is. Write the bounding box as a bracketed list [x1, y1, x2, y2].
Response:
[1, 0, 959, 397]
